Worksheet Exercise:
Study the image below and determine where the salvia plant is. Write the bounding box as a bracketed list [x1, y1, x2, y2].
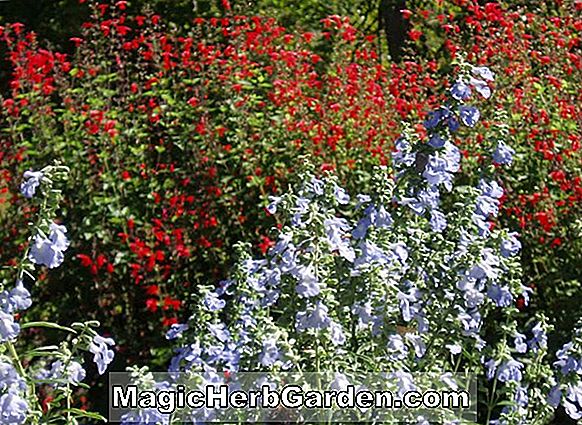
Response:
[113, 62, 582, 425]
[0, 164, 115, 424]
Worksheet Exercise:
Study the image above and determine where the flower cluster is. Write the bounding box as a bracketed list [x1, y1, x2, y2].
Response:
[0, 165, 116, 424]
[136, 64, 579, 424]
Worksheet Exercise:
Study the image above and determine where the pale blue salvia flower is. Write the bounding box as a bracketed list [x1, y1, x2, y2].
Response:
[446, 343, 462, 355]
[430, 210, 447, 232]
[484, 359, 497, 380]
[554, 342, 581, 375]
[472, 66, 495, 81]
[28, 234, 66, 269]
[166, 323, 189, 340]
[387, 334, 408, 360]
[207, 323, 230, 343]
[389, 370, 416, 399]
[514, 386, 528, 407]
[259, 338, 280, 367]
[500, 232, 521, 257]
[405, 334, 426, 358]
[0, 281, 31, 315]
[492, 141, 515, 165]
[423, 110, 443, 130]
[28, 222, 69, 269]
[513, 332, 528, 353]
[548, 385, 562, 408]
[333, 185, 350, 205]
[0, 390, 28, 425]
[392, 137, 416, 167]
[497, 359, 524, 382]
[487, 284, 514, 307]
[563, 383, 582, 420]
[528, 322, 547, 352]
[469, 77, 491, 99]
[422, 156, 450, 188]
[89, 335, 115, 375]
[0, 362, 26, 393]
[458, 105, 480, 127]
[48, 223, 69, 251]
[295, 266, 320, 298]
[296, 301, 331, 331]
[428, 133, 446, 148]
[20, 170, 43, 199]
[0, 311, 20, 342]
[469, 248, 500, 280]
[323, 217, 355, 262]
[204, 292, 225, 312]
[308, 177, 325, 196]
[47, 360, 86, 386]
[329, 321, 346, 345]
[451, 79, 471, 101]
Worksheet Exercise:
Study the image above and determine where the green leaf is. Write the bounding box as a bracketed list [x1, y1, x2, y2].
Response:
[21, 322, 77, 334]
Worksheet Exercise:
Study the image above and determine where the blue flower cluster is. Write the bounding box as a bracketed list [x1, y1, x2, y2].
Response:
[0, 166, 116, 424]
[118, 63, 580, 424]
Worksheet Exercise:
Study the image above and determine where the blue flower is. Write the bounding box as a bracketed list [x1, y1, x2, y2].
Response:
[208, 323, 231, 343]
[513, 332, 527, 353]
[89, 335, 115, 375]
[492, 141, 515, 165]
[166, 323, 189, 340]
[497, 359, 523, 382]
[392, 137, 416, 167]
[422, 156, 448, 186]
[451, 79, 471, 101]
[259, 338, 280, 367]
[296, 301, 331, 331]
[324, 217, 355, 262]
[487, 284, 513, 307]
[472, 66, 495, 81]
[295, 266, 320, 298]
[554, 342, 581, 375]
[424, 110, 443, 129]
[329, 321, 346, 346]
[458, 105, 480, 127]
[528, 322, 547, 352]
[47, 360, 86, 385]
[469, 248, 500, 280]
[387, 334, 408, 360]
[427, 134, 446, 148]
[0, 362, 26, 393]
[484, 359, 497, 380]
[0, 281, 31, 314]
[430, 210, 447, 232]
[548, 385, 562, 408]
[20, 170, 43, 199]
[563, 383, 582, 420]
[0, 311, 20, 342]
[204, 292, 226, 312]
[334, 185, 350, 205]
[28, 223, 70, 269]
[500, 232, 521, 257]
[469, 77, 491, 99]
[389, 370, 416, 399]
[0, 390, 28, 425]
[405, 333, 426, 358]
[514, 386, 528, 407]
